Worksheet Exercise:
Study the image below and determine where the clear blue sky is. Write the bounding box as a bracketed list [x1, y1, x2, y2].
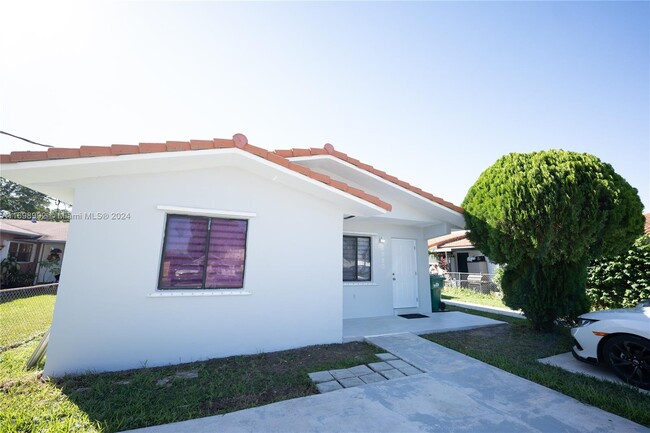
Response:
[1, 1, 648, 211]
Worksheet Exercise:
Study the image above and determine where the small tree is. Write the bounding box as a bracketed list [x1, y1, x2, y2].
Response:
[0, 177, 71, 221]
[462, 150, 644, 330]
[0, 177, 50, 215]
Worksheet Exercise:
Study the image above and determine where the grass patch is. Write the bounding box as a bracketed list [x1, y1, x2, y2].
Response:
[0, 294, 56, 349]
[441, 286, 508, 309]
[424, 306, 650, 427]
[1, 339, 382, 432]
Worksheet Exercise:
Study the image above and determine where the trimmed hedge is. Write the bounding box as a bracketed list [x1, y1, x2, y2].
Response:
[586, 234, 650, 310]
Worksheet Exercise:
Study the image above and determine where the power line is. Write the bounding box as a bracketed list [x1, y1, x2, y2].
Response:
[0, 131, 52, 148]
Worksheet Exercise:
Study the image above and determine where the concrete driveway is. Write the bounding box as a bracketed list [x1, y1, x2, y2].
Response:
[124, 333, 648, 433]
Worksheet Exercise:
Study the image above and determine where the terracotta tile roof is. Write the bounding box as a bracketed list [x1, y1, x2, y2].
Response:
[0, 134, 392, 212]
[645, 213, 650, 235]
[272, 144, 463, 214]
[428, 231, 469, 249]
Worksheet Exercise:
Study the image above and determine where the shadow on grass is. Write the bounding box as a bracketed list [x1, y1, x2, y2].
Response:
[54, 342, 382, 432]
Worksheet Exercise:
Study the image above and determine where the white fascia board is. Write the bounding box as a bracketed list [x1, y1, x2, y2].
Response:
[1, 149, 387, 216]
[288, 155, 464, 219]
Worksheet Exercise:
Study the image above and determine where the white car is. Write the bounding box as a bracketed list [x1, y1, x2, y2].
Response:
[571, 301, 650, 390]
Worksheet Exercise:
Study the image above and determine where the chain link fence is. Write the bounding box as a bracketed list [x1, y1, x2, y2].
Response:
[0, 283, 57, 351]
[443, 272, 501, 295]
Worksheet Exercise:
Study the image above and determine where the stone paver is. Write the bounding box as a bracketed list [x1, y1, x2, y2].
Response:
[338, 377, 365, 388]
[308, 371, 334, 383]
[347, 365, 373, 376]
[386, 359, 411, 370]
[397, 366, 423, 376]
[380, 368, 406, 380]
[358, 372, 387, 384]
[315, 380, 342, 393]
[329, 368, 354, 380]
[376, 353, 398, 361]
[309, 352, 414, 393]
[368, 361, 392, 372]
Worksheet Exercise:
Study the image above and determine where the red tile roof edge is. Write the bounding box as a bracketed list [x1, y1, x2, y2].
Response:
[427, 232, 469, 248]
[0, 134, 392, 212]
[273, 145, 464, 214]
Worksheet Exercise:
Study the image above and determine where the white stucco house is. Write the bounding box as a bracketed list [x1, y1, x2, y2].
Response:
[0, 134, 464, 377]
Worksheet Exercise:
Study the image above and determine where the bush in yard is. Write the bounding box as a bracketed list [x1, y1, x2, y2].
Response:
[586, 234, 650, 310]
[462, 150, 644, 330]
[1, 257, 36, 289]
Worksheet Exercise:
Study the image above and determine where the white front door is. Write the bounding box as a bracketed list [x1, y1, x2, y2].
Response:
[392, 238, 418, 308]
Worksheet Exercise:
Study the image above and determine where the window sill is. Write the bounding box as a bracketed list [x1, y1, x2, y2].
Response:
[148, 290, 251, 298]
[343, 282, 378, 286]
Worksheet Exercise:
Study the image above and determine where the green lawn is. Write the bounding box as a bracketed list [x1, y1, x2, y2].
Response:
[441, 285, 509, 309]
[425, 306, 650, 427]
[0, 294, 56, 349]
[0, 339, 382, 433]
[2, 303, 649, 431]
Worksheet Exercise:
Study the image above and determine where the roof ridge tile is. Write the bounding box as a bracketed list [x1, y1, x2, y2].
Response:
[48, 148, 81, 159]
[111, 144, 140, 156]
[10, 151, 49, 162]
[213, 138, 235, 148]
[190, 139, 215, 150]
[272, 149, 291, 157]
[139, 143, 167, 153]
[80, 146, 112, 157]
[166, 141, 191, 152]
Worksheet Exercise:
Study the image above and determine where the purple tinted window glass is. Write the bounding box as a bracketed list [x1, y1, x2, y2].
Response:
[205, 219, 248, 288]
[159, 215, 248, 290]
[159, 216, 208, 288]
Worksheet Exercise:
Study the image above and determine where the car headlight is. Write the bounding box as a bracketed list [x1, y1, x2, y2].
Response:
[576, 318, 599, 327]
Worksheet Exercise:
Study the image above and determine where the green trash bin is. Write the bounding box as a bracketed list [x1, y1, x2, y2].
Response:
[429, 275, 446, 311]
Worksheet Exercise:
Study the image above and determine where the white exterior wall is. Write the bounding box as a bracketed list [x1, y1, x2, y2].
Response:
[342, 219, 433, 319]
[44, 166, 343, 377]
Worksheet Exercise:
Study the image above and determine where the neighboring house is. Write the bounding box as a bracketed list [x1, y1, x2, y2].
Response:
[0, 219, 68, 284]
[428, 230, 498, 275]
[0, 134, 464, 377]
[644, 212, 650, 234]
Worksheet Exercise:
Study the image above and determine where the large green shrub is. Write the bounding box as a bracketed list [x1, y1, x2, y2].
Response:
[586, 234, 650, 309]
[463, 150, 644, 330]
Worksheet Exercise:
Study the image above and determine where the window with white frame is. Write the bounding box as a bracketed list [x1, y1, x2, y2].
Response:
[343, 235, 371, 281]
[8, 242, 35, 262]
[158, 214, 248, 289]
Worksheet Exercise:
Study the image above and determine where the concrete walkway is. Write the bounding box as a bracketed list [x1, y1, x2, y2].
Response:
[343, 311, 505, 342]
[443, 299, 526, 319]
[124, 333, 648, 433]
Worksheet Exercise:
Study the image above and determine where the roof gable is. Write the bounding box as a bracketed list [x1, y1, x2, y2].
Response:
[273, 144, 463, 214]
